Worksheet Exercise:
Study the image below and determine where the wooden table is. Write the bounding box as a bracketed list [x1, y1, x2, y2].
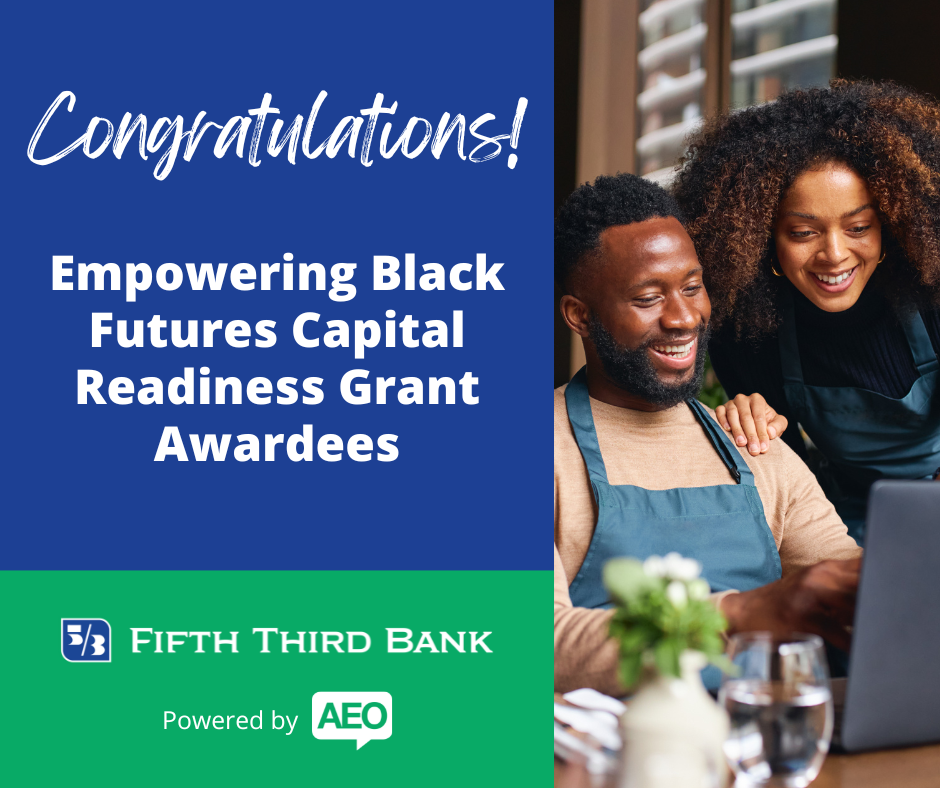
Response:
[812, 744, 940, 787]
[555, 743, 940, 787]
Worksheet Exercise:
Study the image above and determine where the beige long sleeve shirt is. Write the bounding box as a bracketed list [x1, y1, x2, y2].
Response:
[554, 384, 862, 696]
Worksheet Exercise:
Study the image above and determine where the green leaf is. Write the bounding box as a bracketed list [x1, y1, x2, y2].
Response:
[619, 653, 642, 690]
[603, 558, 658, 605]
[697, 631, 724, 657]
[654, 638, 681, 678]
[617, 622, 658, 655]
[605, 553, 731, 683]
[708, 653, 739, 677]
[697, 355, 728, 408]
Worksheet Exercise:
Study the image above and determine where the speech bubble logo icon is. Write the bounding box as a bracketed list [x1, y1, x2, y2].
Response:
[311, 692, 392, 749]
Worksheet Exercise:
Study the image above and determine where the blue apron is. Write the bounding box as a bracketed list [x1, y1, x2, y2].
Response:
[564, 368, 782, 688]
[778, 285, 940, 544]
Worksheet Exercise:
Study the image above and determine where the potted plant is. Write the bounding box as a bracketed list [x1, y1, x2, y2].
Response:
[604, 553, 731, 788]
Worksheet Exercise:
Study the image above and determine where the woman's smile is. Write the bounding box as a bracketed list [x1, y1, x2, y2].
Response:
[809, 265, 858, 293]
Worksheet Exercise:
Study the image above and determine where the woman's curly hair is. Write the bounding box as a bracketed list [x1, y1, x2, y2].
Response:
[673, 79, 940, 339]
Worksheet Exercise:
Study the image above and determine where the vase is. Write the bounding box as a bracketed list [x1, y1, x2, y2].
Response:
[618, 650, 730, 788]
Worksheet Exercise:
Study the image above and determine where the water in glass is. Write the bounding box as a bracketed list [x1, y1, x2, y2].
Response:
[720, 634, 833, 787]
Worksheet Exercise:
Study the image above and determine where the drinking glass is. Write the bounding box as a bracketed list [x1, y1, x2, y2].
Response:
[719, 633, 834, 787]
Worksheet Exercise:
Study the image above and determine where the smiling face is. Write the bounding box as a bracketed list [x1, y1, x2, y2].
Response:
[774, 163, 883, 312]
[565, 216, 711, 410]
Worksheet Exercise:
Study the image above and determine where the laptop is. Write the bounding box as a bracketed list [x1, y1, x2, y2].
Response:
[839, 480, 940, 751]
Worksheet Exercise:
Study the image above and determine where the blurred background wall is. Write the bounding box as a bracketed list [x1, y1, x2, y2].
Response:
[555, 0, 940, 388]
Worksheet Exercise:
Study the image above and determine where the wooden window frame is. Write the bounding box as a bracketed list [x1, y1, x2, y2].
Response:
[570, 0, 732, 379]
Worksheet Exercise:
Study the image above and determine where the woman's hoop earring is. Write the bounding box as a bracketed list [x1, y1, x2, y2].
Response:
[770, 260, 783, 277]
[876, 251, 886, 264]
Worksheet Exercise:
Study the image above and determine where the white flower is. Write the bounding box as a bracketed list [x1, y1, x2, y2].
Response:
[666, 580, 688, 608]
[688, 578, 710, 600]
[663, 552, 702, 581]
[643, 555, 667, 578]
[663, 552, 684, 577]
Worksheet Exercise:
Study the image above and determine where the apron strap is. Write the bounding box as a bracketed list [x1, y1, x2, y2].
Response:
[901, 308, 940, 376]
[687, 398, 755, 486]
[565, 366, 754, 487]
[780, 283, 939, 378]
[564, 367, 609, 485]
[778, 283, 804, 385]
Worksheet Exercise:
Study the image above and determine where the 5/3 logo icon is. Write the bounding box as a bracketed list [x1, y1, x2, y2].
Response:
[61, 618, 111, 662]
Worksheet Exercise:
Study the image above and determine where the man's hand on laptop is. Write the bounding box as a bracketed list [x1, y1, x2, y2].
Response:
[720, 558, 861, 651]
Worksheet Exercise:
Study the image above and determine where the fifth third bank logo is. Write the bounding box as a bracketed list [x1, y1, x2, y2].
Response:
[61, 618, 111, 662]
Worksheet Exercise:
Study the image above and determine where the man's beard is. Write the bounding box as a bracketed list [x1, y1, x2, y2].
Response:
[588, 317, 710, 408]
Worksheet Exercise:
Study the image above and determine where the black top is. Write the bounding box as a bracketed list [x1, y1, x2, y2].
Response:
[708, 283, 940, 463]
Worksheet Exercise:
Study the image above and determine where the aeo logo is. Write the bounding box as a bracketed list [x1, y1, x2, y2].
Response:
[311, 692, 392, 749]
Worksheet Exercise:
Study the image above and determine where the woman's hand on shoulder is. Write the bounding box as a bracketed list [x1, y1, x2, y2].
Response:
[715, 393, 788, 456]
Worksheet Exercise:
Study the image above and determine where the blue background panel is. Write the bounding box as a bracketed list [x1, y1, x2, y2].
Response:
[1, 2, 552, 569]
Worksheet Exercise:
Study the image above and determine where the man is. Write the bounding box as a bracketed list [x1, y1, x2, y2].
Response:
[554, 174, 861, 695]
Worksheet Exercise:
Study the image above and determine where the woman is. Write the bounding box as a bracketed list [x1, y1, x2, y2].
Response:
[674, 80, 940, 544]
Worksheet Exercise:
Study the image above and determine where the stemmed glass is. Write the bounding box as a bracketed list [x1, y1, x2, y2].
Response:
[719, 633, 834, 787]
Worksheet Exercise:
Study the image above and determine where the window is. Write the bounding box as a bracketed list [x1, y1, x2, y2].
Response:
[637, 0, 708, 182]
[730, 0, 837, 107]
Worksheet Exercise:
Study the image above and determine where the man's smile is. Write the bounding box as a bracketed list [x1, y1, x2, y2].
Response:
[648, 336, 698, 372]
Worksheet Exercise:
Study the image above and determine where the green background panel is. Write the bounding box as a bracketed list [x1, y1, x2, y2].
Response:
[0, 571, 551, 786]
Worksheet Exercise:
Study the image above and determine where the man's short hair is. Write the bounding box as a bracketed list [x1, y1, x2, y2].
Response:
[554, 173, 684, 293]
